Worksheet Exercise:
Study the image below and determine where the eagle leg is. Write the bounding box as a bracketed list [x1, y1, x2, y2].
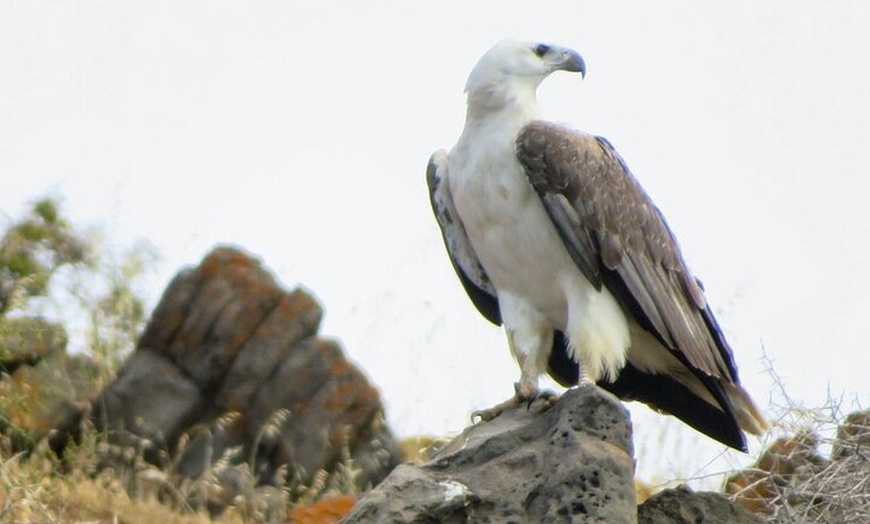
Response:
[577, 376, 595, 387]
[472, 311, 557, 422]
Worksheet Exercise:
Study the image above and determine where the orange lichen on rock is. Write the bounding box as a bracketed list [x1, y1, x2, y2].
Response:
[198, 246, 260, 279]
[288, 495, 356, 524]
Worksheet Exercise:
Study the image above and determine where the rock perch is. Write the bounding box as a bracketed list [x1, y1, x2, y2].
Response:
[342, 386, 637, 524]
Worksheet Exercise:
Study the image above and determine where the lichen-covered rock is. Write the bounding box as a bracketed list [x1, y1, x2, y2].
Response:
[289, 495, 357, 523]
[0, 318, 99, 450]
[85, 246, 399, 508]
[0, 317, 102, 453]
[247, 336, 390, 486]
[342, 386, 637, 524]
[138, 247, 322, 393]
[215, 287, 322, 412]
[0, 349, 100, 449]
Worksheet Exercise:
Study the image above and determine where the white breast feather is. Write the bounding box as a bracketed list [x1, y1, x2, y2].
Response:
[447, 115, 630, 382]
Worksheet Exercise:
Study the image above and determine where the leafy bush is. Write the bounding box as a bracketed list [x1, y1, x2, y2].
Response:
[0, 196, 156, 379]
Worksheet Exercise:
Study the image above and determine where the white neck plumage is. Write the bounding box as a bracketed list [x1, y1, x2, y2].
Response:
[464, 81, 540, 133]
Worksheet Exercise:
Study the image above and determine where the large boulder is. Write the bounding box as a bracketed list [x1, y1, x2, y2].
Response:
[87, 246, 400, 503]
[342, 386, 638, 524]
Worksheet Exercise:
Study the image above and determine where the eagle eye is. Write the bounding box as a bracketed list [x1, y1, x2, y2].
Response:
[533, 44, 551, 57]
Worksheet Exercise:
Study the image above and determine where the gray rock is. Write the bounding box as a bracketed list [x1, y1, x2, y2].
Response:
[637, 485, 763, 524]
[0, 349, 99, 451]
[158, 250, 285, 390]
[88, 246, 399, 509]
[247, 337, 399, 488]
[172, 414, 246, 480]
[215, 288, 322, 412]
[94, 348, 205, 454]
[342, 386, 637, 524]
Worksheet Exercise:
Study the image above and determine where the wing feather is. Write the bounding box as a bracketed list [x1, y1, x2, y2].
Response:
[516, 121, 736, 381]
[541, 193, 602, 287]
[427, 151, 501, 325]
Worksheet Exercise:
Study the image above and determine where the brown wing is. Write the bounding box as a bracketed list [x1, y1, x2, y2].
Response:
[516, 120, 737, 382]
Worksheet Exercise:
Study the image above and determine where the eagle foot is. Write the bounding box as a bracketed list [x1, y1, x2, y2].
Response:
[471, 384, 558, 423]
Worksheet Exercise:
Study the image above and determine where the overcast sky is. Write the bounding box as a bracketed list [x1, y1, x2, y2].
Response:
[2, 1, 868, 487]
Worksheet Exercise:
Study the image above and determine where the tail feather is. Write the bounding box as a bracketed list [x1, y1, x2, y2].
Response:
[547, 331, 770, 452]
[725, 382, 771, 436]
[599, 361, 750, 452]
[547, 330, 768, 452]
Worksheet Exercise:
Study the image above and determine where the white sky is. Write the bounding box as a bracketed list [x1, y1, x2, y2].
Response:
[2, 1, 868, 488]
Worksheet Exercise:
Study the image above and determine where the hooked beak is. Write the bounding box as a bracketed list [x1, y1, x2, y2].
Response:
[559, 49, 586, 79]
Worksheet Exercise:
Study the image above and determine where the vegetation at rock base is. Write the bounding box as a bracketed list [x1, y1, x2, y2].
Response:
[0, 197, 156, 451]
[0, 415, 366, 523]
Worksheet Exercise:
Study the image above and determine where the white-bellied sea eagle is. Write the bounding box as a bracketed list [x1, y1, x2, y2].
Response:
[427, 39, 769, 451]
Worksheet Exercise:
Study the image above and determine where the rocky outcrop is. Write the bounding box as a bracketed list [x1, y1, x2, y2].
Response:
[83, 247, 400, 503]
[0, 317, 100, 448]
[637, 485, 762, 524]
[342, 386, 638, 524]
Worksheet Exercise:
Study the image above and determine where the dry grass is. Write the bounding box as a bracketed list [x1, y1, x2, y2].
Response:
[0, 431, 238, 524]
[0, 411, 366, 523]
[769, 450, 868, 523]
[726, 421, 870, 523]
[723, 357, 869, 523]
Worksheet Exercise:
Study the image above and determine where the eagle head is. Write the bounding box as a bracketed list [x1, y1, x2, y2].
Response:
[465, 40, 585, 94]
[464, 40, 585, 117]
